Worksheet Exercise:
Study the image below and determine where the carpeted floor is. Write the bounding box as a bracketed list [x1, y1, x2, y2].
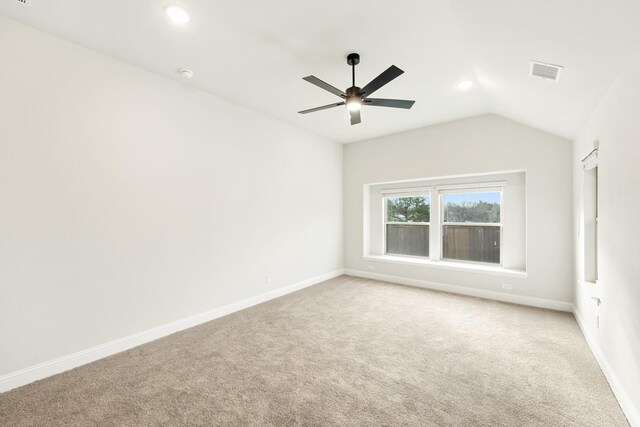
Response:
[0, 275, 628, 426]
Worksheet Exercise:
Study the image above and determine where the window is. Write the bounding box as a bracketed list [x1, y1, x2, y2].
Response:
[384, 194, 430, 257]
[583, 165, 598, 282]
[441, 190, 502, 264]
[581, 146, 598, 283]
[366, 172, 525, 275]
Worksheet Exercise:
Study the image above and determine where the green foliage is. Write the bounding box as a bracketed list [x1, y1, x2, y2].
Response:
[444, 201, 500, 223]
[387, 196, 430, 222]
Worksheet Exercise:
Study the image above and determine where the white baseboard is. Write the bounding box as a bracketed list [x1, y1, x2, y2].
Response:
[344, 269, 573, 312]
[0, 269, 344, 394]
[573, 306, 638, 427]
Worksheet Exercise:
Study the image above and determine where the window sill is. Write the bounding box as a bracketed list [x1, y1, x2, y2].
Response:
[363, 255, 528, 279]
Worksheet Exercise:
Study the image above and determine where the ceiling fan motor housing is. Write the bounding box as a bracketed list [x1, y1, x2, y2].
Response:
[346, 86, 362, 98]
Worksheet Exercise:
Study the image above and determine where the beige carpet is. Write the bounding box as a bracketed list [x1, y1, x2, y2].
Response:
[0, 275, 628, 426]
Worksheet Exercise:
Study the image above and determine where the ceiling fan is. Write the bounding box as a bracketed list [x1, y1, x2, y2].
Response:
[298, 53, 415, 125]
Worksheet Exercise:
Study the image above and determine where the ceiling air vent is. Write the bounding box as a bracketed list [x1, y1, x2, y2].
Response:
[529, 61, 563, 81]
[14, 0, 31, 5]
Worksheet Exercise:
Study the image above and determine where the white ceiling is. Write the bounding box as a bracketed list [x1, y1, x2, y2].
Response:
[1, 0, 639, 143]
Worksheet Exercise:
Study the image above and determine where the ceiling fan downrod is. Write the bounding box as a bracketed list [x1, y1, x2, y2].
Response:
[347, 53, 360, 88]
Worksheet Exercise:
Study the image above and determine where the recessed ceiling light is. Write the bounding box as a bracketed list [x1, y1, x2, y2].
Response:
[457, 80, 474, 90]
[178, 68, 194, 79]
[165, 5, 191, 25]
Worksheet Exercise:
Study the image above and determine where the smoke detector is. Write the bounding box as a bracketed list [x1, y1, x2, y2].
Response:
[529, 61, 563, 81]
[178, 68, 194, 79]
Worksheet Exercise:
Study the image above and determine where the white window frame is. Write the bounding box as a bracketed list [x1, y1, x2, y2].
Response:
[365, 176, 527, 278]
[379, 185, 504, 266]
[438, 188, 504, 267]
[582, 158, 598, 283]
[382, 191, 431, 259]
[592, 166, 598, 282]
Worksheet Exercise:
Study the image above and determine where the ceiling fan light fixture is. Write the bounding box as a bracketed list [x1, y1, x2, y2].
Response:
[346, 98, 362, 111]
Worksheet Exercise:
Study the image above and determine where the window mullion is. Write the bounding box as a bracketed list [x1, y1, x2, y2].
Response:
[431, 189, 441, 261]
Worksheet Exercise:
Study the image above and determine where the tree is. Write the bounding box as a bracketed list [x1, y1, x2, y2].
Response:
[444, 201, 500, 223]
[387, 197, 430, 222]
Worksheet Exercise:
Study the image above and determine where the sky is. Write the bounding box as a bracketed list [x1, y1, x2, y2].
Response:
[387, 191, 501, 205]
[443, 191, 500, 205]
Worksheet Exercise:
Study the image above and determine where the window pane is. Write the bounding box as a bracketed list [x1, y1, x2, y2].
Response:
[443, 225, 500, 263]
[443, 192, 500, 223]
[386, 224, 429, 257]
[386, 195, 430, 222]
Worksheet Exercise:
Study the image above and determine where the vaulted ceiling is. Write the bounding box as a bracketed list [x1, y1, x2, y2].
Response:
[1, 0, 639, 143]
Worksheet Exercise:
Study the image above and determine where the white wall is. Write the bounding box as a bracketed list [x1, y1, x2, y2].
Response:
[344, 114, 573, 304]
[573, 46, 640, 425]
[0, 17, 343, 376]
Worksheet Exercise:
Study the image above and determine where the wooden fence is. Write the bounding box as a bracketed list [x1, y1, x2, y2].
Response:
[386, 224, 430, 257]
[442, 225, 500, 263]
[385, 224, 500, 263]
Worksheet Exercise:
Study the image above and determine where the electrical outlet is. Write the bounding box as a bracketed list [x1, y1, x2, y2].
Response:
[502, 284, 512, 290]
[368, 265, 375, 271]
[265, 274, 271, 283]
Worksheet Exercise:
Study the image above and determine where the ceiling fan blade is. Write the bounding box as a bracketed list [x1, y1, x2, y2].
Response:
[302, 76, 346, 98]
[364, 98, 415, 109]
[360, 65, 404, 98]
[298, 102, 345, 114]
[350, 109, 361, 125]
